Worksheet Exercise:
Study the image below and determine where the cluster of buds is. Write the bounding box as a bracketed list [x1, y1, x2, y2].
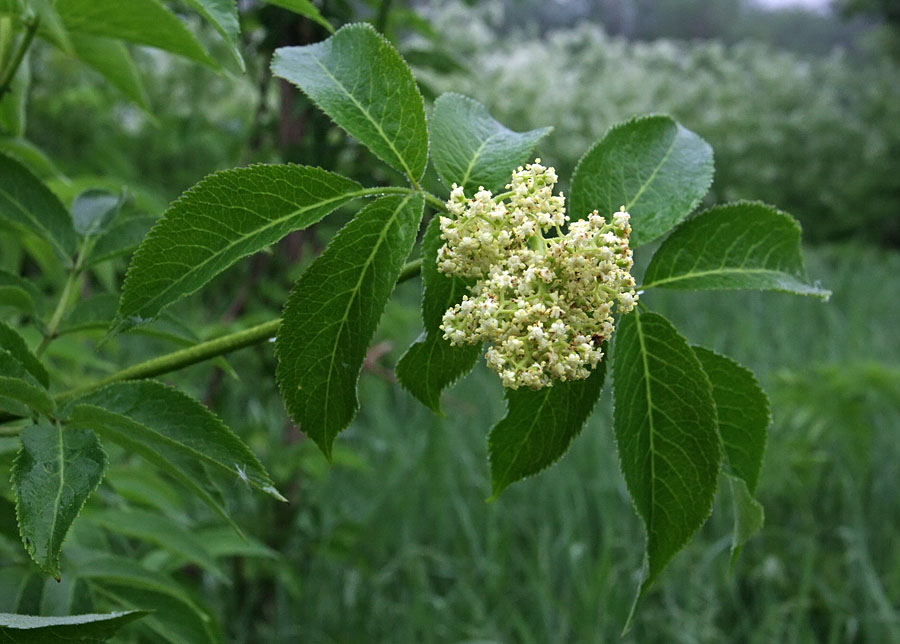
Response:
[438, 160, 638, 390]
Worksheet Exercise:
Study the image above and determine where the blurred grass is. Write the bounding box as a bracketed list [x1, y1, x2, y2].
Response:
[205, 243, 899, 643]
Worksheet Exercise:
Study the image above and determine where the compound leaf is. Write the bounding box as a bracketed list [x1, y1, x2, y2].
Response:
[643, 201, 831, 299]
[114, 164, 364, 332]
[396, 215, 480, 413]
[277, 193, 424, 458]
[612, 310, 720, 617]
[0, 610, 146, 642]
[272, 23, 428, 182]
[570, 115, 713, 247]
[12, 424, 107, 578]
[489, 357, 606, 499]
[431, 92, 552, 194]
[0, 152, 76, 263]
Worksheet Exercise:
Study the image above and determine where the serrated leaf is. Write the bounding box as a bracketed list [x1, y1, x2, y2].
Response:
[271, 23, 428, 182]
[0, 610, 145, 642]
[431, 92, 551, 194]
[0, 322, 48, 387]
[692, 346, 769, 493]
[114, 164, 364, 331]
[182, 0, 243, 71]
[0, 270, 43, 316]
[612, 310, 720, 615]
[489, 357, 606, 499]
[69, 34, 151, 112]
[12, 424, 107, 578]
[396, 216, 480, 413]
[56, 0, 217, 68]
[277, 193, 424, 458]
[643, 202, 831, 299]
[262, 0, 334, 33]
[725, 474, 764, 569]
[67, 380, 284, 503]
[72, 190, 121, 237]
[86, 509, 226, 582]
[0, 152, 76, 263]
[570, 115, 713, 247]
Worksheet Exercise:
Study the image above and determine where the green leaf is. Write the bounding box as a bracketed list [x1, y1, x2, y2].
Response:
[114, 164, 364, 331]
[86, 509, 226, 582]
[67, 381, 285, 505]
[396, 216, 481, 413]
[271, 23, 428, 182]
[489, 358, 606, 499]
[0, 138, 65, 180]
[84, 214, 156, 268]
[0, 51, 28, 137]
[182, 0, 244, 71]
[277, 193, 424, 458]
[725, 474, 764, 569]
[692, 346, 769, 493]
[72, 190, 121, 237]
[0, 349, 53, 417]
[11, 424, 107, 578]
[430, 92, 552, 194]
[643, 202, 831, 299]
[69, 34, 151, 112]
[612, 310, 720, 615]
[0, 269, 43, 316]
[262, 0, 334, 33]
[570, 115, 713, 247]
[0, 152, 76, 263]
[56, 0, 217, 68]
[0, 610, 146, 642]
[0, 322, 48, 387]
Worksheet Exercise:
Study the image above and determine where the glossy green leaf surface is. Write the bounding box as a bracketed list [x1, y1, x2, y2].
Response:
[489, 357, 606, 498]
[643, 202, 831, 299]
[69, 34, 151, 111]
[263, 0, 334, 32]
[570, 115, 713, 247]
[272, 23, 428, 182]
[277, 193, 424, 458]
[0, 610, 145, 642]
[430, 92, 552, 194]
[56, 0, 217, 68]
[0, 152, 76, 262]
[68, 380, 284, 501]
[612, 311, 720, 604]
[12, 424, 107, 578]
[0, 322, 49, 387]
[396, 216, 481, 413]
[115, 164, 363, 330]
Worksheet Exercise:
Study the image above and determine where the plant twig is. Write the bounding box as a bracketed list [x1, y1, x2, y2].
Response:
[0, 16, 39, 100]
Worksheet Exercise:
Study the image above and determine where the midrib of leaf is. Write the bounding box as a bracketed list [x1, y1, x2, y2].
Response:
[48, 424, 66, 567]
[495, 388, 552, 489]
[459, 136, 490, 189]
[311, 56, 419, 184]
[0, 185, 69, 259]
[319, 193, 415, 433]
[126, 186, 400, 319]
[625, 130, 676, 212]
[644, 267, 811, 289]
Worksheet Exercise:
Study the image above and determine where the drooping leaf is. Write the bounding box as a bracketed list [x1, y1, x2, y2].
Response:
[114, 164, 364, 331]
[0, 610, 145, 642]
[271, 23, 428, 182]
[725, 474, 764, 569]
[0, 270, 43, 316]
[86, 509, 226, 582]
[612, 310, 720, 615]
[0, 322, 48, 387]
[12, 424, 107, 578]
[396, 216, 481, 413]
[182, 0, 244, 70]
[692, 346, 769, 493]
[72, 190, 121, 237]
[277, 193, 424, 458]
[67, 380, 284, 502]
[643, 202, 831, 299]
[69, 34, 151, 112]
[430, 92, 552, 194]
[262, 0, 334, 33]
[489, 357, 606, 498]
[56, 0, 217, 68]
[0, 137, 65, 180]
[0, 152, 76, 263]
[570, 115, 713, 247]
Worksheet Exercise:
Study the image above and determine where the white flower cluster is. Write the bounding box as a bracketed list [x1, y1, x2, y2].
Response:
[438, 160, 638, 390]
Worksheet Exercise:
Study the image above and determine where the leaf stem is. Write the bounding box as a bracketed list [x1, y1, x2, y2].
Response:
[0, 16, 39, 99]
[36, 242, 93, 357]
